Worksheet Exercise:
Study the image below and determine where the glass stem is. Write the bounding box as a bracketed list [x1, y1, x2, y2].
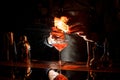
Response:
[87, 41, 90, 67]
[59, 51, 61, 74]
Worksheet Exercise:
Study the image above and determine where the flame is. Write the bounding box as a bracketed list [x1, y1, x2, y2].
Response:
[54, 16, 69, 33]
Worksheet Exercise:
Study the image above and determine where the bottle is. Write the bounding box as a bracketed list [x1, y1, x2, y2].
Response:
[8, 32, 17, 62]
[89, 43, 101, 69]
[100, 38, 112, 69]
[17, 35, 31, 62]
[16, 35, 32, 79]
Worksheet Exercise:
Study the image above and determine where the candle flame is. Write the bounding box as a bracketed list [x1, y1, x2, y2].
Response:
[54, 16, 69, 33]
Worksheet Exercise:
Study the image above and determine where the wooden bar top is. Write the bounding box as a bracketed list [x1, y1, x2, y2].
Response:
[0, 60, 120, 73]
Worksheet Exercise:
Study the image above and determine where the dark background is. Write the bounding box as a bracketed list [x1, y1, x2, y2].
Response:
[0, 0, 120, 80]
[1, 0, 120, 62]
[1, 0, 120, 65]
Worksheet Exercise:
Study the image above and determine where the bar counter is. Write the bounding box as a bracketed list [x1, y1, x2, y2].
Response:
[0, 60, 120, 73]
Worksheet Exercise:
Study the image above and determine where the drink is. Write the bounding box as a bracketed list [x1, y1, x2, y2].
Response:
[51, 39, 68, 74]
[52, 43, 68, 52]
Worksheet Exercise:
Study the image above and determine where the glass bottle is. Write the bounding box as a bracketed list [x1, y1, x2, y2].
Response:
[100, 38, 112, 69]
[89, 42, 102, 69]
[16, 35, 32, 79]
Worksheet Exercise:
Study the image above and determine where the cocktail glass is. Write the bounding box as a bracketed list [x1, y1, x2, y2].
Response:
[51, 39, 68, 74]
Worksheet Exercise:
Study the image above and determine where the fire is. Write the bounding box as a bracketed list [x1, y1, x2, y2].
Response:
[48, 15, 94, 48]
[54, 16, 69, 33]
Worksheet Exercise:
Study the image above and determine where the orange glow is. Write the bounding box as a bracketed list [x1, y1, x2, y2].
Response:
[54, 16, 69, 33]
